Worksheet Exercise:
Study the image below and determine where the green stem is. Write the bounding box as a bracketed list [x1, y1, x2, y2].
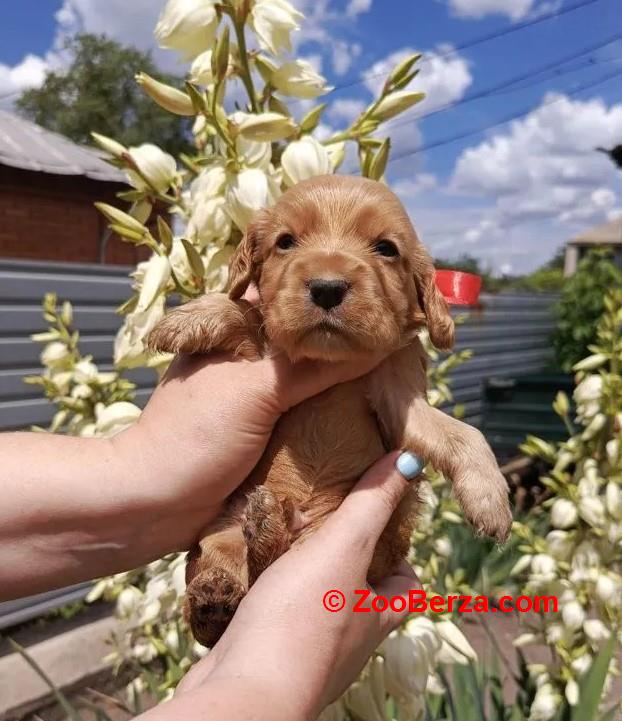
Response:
[233, 18, 259, 112]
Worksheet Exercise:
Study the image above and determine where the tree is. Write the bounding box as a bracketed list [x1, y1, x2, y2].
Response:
[16, 34, 190, 156]
[552, 248, 622, 371]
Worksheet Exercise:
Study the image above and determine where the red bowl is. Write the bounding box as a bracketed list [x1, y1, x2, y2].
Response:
[435, 270, 482, 305]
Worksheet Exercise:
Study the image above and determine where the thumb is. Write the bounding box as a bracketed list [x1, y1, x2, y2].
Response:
[318, 451, 425, 562]
[262, 352, 388, 411]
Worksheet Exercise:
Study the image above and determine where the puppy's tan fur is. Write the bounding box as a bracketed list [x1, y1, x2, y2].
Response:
[149, 176, 512, 647]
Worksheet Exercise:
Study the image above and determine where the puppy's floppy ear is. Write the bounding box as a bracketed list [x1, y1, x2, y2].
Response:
[415, 263, 455, 351]
[228, 219, 262, 300]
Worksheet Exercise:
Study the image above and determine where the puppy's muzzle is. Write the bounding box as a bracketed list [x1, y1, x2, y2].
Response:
[308, 278, 349, 310]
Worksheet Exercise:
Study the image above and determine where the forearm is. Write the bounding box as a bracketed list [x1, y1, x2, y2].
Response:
[140, 676, 312, 721]
[0, 429, 218, 600]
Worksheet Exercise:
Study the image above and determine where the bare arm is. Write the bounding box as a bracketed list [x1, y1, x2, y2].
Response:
[0, 351, 384, 600]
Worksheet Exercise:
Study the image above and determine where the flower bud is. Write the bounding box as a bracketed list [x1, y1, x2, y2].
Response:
[578, 495, 605, 527]
[91, 132, 126, 158]
[530, 683, 560, 721]
[595, 573, 619, 603]
[573, 353, 607, 371]
[136, 255, 171, 312]
[552, 390, 570, 417]
[371, 90, 425, 122]
[583, 619, 610, 644]
[96, 401, 141, 436]
[281, 136, 332, 186]
[551, 498, 578, 529]
[136, 72, 195, 116]
[125, 144, 177, 194]
[561, 600, 586, 630]
[155, 0, 219, 60]
[565, 679, 579, 707]
[73, 359, 98, 384]
[272, 59, 329, 99]
[116, 586, 143, 618]
[510, 554, 533, 576]
[582, 413, 606, 440]
[41, 342, 71, 369]
[546, 531, 573, 562]
[237, 112, 296, 142]
[433, 536, 452, 557]
[606, 482, 622, 520]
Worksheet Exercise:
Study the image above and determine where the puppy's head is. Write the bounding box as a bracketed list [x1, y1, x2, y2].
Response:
[229, 175, 454, 362]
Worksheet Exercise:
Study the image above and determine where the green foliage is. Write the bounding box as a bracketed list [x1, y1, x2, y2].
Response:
[424, 640, 618, 721]
[551, 249, 622, 372]
[16, 34, 190, 155]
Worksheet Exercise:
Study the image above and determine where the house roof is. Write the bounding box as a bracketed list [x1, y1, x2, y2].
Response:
[0, 110, 125, 183]
[568, 217, 622, 246]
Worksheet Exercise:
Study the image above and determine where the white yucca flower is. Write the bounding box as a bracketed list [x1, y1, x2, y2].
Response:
[272, 59, 330, 99]
[225, 167, 280, 231]
[250, 0, 303, 55]
[155, 0, 219, 60]
[281, 136, 332, 186]
[126, 144, 177, 194]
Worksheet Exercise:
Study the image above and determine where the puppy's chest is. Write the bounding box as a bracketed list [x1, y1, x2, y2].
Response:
[255, 378, 387, 498]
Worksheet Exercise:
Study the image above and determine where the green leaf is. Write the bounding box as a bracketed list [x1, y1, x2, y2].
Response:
[181, 238, 205, 283]
[299, 103, 327, 134]
[157, 216, 174, 254]
[8, 639, 84, 721]
[368, 138, 391, 181]
[571, 635, 617, 721]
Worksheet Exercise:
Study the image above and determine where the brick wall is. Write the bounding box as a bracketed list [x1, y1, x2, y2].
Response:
[0, 165, 150, 265]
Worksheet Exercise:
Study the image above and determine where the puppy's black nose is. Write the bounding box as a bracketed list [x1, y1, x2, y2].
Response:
[308, 279, 349, 310]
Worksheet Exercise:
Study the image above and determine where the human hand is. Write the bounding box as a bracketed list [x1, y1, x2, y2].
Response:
[115, 348, 386, 550]
[151, 452, 423, 721]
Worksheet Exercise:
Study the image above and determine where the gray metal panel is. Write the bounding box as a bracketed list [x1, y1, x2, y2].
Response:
[0, 259, 156, 432]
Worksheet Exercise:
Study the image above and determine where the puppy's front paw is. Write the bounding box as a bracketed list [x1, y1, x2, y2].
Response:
[452, 430, 512, 543]
[147, 294, 261, 358]
[183, 567, 245, 648]
[459, 469, 512, 543]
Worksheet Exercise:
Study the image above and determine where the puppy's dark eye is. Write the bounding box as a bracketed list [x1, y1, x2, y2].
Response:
[276, 233, 296, 250]
[374, 239, 399, 257]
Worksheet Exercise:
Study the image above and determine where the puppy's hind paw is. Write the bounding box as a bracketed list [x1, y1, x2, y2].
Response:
[183, 567, 245, 648]
[243, 487, 294, 584]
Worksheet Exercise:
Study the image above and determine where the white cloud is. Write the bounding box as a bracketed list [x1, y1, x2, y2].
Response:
[331, 41, 362, 76]
[448, 0, 535, 21]
[327, 97, 366, 125]
[346, 0, 373, 17]
[393, 174, 438, 198]
[437, 93, 622, 271]
[451, 93, 622, 219]
[0, 55, 49, 105]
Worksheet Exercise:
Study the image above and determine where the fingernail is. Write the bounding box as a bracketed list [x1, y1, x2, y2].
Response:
[395, 451, 425, 480]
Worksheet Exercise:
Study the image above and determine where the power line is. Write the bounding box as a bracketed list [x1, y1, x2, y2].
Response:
[321, 0, 601, 97]
[384, 66, 622, 166]
[381, 33, 622, 134]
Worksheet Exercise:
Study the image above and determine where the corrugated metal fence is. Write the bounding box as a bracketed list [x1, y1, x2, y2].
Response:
[0, 259, 556, 627]
[0, 258, 557, 432]
[0, 259, 156, 431]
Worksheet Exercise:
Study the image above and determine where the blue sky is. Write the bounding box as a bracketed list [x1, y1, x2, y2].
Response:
[1, 0, 621, 273]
